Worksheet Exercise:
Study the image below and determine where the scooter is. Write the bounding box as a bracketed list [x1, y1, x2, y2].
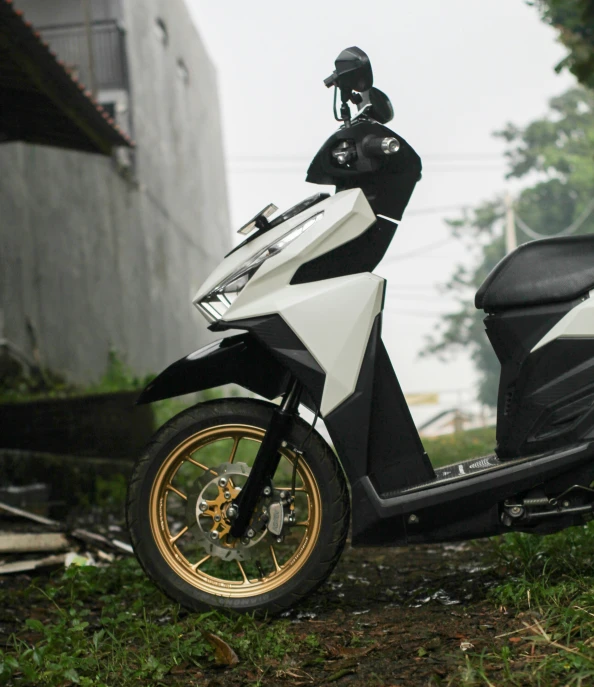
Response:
[127, 47, 594, 615]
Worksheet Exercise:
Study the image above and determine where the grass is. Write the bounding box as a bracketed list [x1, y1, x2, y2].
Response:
[423, 426, 496, 468]
[0, 558, 301, 686]
[460, 521, 594, 686]
[422, 425, 594, 685]
[6, 423, 593, 686]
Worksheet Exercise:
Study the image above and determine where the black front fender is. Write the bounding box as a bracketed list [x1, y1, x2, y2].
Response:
[137, 334, 291, 405]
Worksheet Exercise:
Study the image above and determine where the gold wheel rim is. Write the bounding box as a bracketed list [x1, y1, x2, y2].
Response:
[149, 424, 322, 598]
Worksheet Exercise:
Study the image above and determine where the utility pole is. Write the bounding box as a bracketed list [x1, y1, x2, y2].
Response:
[81, 0, 97, 99]
[504, 191, 517, 254]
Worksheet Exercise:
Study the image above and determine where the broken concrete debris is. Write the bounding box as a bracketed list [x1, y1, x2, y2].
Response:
[0, 499, 132, 574]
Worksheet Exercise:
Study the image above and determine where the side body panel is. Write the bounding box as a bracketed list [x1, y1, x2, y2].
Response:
[227, 273, 384, 415]
[484, 293, 594, 459]
[199, 189, 384, 416]
[324, 315, 435, 493]
[531, 290, 594, 351]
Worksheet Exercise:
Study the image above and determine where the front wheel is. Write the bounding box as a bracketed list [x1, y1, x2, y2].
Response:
[126, 398, 350, 615]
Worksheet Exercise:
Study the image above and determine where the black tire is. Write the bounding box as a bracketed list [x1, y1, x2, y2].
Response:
[126, 398, 350, 616]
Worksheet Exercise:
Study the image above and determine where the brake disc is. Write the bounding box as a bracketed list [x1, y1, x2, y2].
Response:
[185, 462, 268, 561]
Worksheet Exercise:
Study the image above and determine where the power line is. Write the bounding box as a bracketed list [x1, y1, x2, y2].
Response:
[385, 283, 440, 290]
[382, 238, 455, 261]
[228, 165, 504, 174]
[515, 198, 594, 240]
[384, 309, 450, 318]
[385, 292, 455, 302]
[229, 153, 504, 162]
[405, 204, 468, 217]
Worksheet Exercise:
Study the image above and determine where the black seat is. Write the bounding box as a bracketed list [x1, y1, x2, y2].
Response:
[476, 235, 594, 312]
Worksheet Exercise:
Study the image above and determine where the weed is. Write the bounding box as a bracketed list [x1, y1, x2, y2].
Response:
[423, 427, 496, 468]
[0, 558, 299, 686]
[464, 522, 594, 685]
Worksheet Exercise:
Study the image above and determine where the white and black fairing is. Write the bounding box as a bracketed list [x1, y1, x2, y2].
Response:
[138, 46, 594, 550]
[477, 236, 594, 459]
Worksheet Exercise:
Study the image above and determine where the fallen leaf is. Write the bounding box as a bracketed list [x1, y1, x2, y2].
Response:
[202, 632, 239, 667]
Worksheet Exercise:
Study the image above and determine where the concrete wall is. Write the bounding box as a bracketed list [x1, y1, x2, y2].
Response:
[0, 0, 231, 383]
[17, 0, 123, 26]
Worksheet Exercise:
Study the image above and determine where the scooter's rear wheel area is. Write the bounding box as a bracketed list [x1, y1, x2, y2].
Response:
[126, 398, 350, 615]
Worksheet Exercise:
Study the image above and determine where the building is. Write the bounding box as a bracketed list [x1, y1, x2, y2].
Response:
[0, 0, 230, 383]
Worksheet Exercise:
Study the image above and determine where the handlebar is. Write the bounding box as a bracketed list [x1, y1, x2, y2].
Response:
[361, 135, 400, 158]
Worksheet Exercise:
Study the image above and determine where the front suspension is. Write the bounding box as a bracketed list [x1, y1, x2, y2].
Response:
[229, 378, 302, 538]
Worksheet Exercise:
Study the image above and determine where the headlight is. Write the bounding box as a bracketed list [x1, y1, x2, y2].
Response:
[196, 211, 324, 322]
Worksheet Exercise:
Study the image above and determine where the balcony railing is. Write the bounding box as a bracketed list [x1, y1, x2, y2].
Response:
[38, 20, 128, 91]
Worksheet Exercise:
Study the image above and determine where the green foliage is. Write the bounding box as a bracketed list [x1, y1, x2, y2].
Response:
[530, 0, 594, 89]
[86, 349, 153, 395]
[0, 558, 298, 686]
[151, 387, 232, 429]
[463, 522, 594, 685]
[0, 348, 151, 403]
[424, 87, 594, 406]
[94, 473, 129, 509]
[422, 427, 496, 468]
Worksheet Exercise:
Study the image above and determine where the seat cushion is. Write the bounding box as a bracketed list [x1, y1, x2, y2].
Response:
[476, 235, 594, 311]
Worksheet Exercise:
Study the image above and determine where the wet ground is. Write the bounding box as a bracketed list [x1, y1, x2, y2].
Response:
[230, 541, 516, 687]
[0, 512, 522, 686]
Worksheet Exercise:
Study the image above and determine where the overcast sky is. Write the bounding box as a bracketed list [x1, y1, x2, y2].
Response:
[186, 0, 574, 425]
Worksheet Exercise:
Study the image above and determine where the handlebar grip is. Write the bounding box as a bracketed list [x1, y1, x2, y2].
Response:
[362, 135, 400, 158]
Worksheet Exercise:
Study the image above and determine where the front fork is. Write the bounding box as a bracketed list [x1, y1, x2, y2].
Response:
[229, 377, 303, 538]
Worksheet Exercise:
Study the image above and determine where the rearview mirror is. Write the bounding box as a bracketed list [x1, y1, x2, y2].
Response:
[358, 87, 394, 124]
[324, 46, 373, 94]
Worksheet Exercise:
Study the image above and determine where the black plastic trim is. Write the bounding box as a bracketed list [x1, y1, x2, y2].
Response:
[350, 442, 594, 546]
[483, 298, 594, 459]
[212, 315, 325, 410]
[136, 334, 290, 405]
[324, 314, 434, 492]
[291, 216, 397, 284]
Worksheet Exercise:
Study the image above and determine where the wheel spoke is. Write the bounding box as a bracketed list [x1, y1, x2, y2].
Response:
[169, 525, 188, 544]
[191, 554, 211, 570]
[151, 423, 322, 600]
[228, 437, 240, 464]
[186, 456, 218, 475]
[269, 545, 281, 572]
[236, 560, 250, 584]
[166, 484, 187, 501]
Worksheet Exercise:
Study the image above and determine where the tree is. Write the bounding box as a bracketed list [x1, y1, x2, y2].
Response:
[530, 0, 594, 88]
[423, 87, 594, 406]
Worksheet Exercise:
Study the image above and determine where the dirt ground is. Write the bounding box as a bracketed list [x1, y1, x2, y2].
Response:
[232, 541, 515, 687]
[0, 498, 528, 687]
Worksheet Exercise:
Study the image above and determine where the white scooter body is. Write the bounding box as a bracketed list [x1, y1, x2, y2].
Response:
[194, 189, 385, 415]
[139, 44, 594, 551]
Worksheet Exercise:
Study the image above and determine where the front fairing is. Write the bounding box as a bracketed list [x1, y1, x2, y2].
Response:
[193, 188, 376, 316]
[193, 189, 384, 416]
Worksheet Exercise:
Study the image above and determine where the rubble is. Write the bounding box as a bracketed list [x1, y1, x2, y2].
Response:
[0, 498, 132, 573]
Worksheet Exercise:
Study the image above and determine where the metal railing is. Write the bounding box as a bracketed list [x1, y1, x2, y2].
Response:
[39, 20, 129, 91]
